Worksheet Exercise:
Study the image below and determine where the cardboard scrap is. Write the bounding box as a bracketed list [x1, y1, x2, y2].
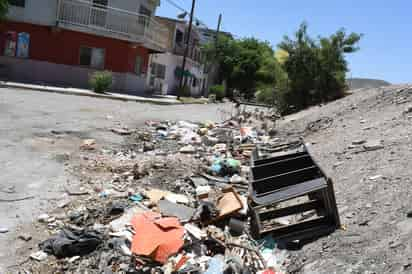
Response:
[159, 199, 195, 222]
[146, 189, 189, 205]
[131, 212, 184, 263]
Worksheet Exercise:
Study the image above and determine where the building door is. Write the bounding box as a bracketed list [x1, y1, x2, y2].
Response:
[91, 0, 108, 28]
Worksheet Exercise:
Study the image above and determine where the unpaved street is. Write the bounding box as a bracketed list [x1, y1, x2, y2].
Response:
[0, 87, 233, 272]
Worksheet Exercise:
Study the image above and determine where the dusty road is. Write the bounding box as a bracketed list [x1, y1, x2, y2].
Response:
[0, 87, 233, 272]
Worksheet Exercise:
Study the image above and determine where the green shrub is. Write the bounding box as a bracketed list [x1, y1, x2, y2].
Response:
[89, 71, 113, 93]
[209, 85, 225, 101]
[177, 85, 191, 97]
[255, 87, 275, 105]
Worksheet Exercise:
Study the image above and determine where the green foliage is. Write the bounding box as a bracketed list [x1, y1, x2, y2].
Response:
[202, 37, 278, 99]
[0, 0, 8, 20]
[202, 22, 361, 114]
[89, 71, 113, 93]
[255, 88, 274, 105]
[278, 22, 362, 113]
[209, 85, 226, 100]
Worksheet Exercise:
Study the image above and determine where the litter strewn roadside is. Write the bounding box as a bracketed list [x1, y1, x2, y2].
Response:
[21, 107, 340, 273]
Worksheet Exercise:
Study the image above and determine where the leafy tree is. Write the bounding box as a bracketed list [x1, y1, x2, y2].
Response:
[278, 22, 362, 113]
[0, 0, 8, 20]
[202, 37, 279, 99]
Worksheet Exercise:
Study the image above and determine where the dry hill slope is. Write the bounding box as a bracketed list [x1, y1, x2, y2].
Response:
[276, 84, 412, 273]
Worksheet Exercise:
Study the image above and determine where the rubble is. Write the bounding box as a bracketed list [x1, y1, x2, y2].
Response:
[30, 251, 48, 262]
[22, 108, 321, 274]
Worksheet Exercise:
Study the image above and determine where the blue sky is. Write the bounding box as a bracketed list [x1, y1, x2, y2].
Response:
[157, 0, 411, 84]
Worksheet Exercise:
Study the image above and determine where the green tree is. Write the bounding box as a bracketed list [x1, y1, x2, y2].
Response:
[202, 37, 279, 99]
[0, 0, 8, 20]
[278, 22, 362, 113]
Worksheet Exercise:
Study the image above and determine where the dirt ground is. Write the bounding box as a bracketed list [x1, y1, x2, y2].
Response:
[0, 87, 235, 273]
[275, 84, 412, 273]
[4, 84, 412, 273]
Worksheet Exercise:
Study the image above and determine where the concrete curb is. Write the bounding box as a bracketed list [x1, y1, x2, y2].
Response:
[0, 82, 183, 105]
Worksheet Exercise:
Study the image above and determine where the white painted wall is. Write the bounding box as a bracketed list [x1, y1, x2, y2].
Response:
[7, 0, 58, 26]
[148, 53, 206, 96]
[108, 0, 158, 14]
[6, 0, 159, 27]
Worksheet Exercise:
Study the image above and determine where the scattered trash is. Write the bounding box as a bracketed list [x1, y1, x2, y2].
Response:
[369, 175, 383, 181]
[39, 228, 103, 258]
[25, 115, 330, 274]
[249, 142, 340, 240]
[180, 145, 196, 153]
[18, 233, 32, 241]
[131, 212, 184, 263]
[30, 250, 48, 261]
[363, 140, 384, 151]
[65, 185, 89, 196]
[80, 139, 96, 150]
[37, 213, 51, 223]
[110, 127, 135, 135]
[159, 199, 195, 222]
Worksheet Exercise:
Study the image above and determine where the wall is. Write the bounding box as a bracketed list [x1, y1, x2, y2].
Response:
[109, 0, 158, 13]
[149, 53, 206, 96]
[7, 0, 57, 27]
[0, 56, 146, 94]
[0, 21, 149, 74]
[0, 21, 150, 94]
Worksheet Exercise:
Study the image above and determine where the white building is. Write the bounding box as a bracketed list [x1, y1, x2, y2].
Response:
[146, 16, 206, 96]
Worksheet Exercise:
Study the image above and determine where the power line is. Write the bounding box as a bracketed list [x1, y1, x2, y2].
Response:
[164, 0, 185, 12]
[163, 0, 209, 29]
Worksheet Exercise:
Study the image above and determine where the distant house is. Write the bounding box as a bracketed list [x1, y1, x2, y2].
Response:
[146, 16, 206, 96]
[0, 0, 168, 95]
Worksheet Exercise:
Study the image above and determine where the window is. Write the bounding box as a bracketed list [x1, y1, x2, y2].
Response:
[93, 0, 107, 8]
[175, 30, 184, 45]
[8, 0, 25, 7]
[156, 64, 166, 79]
[79, 47, 105, 69]
[151, 63, 166, 79]
[135, 55, 143, 75]
[139, 6, 151, 17]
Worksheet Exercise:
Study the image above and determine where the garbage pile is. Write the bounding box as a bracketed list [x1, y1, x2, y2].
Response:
[24, 110, 310, 274]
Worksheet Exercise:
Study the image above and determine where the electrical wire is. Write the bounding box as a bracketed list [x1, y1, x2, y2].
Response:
[163, 0, 210, 29]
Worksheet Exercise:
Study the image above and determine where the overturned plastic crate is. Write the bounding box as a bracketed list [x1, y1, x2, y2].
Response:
[249, 142, 340, 241]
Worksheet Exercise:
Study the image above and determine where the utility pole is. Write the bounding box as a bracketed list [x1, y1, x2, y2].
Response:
[178, 0, 196, 99]
[215, 13, 222, 47]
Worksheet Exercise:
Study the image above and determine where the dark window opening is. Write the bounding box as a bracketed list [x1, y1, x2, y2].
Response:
[8, 0, 25, 7]
[93, 0, 108, 8]
[175, 30, 184, 45]
[135, 55, 143, 75]
[139, 5, 151, 17]
[151, 63, 166, 79]
[79, 47, 105, 69]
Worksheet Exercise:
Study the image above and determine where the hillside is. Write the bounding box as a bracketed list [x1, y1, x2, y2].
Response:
[276, 84, 412, 273]
[347, 77, 391, 90]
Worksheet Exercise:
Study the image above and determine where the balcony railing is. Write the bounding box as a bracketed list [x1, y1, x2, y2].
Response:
[57, 0, 168, 51]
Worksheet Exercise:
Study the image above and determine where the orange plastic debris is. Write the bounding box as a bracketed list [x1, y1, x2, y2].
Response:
[131, 212, 184, 263]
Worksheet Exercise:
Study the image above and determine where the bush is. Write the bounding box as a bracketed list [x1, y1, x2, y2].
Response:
[177, 85, 191, 97]
[255, 87, 275, 105]
[89, 71, 113, 93]
[209, 85, 225, 101]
